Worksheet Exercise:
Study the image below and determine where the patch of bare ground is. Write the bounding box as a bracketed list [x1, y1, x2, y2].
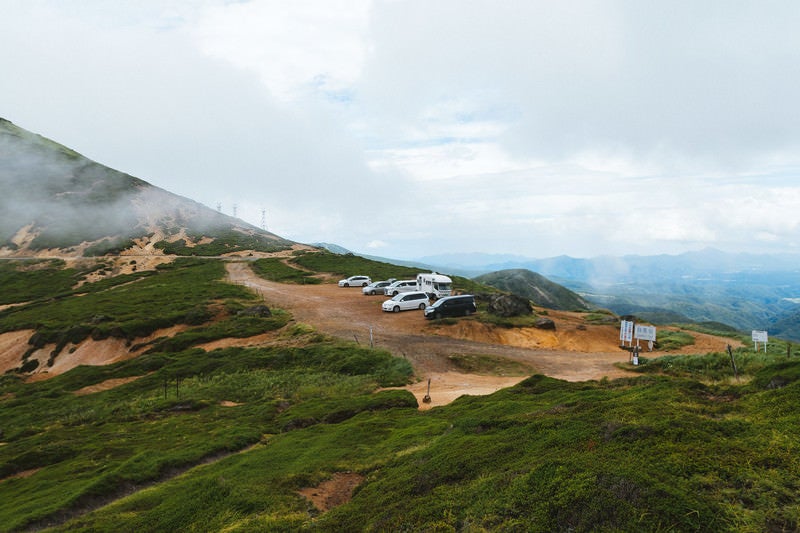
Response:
[394, 372, 529, 410]
[7, 325, 190, 383]
[0, 330, 36, 374]
[73, 375, 147, 396]
[0, 468, 41, 484]
[298, 472, 365, 512]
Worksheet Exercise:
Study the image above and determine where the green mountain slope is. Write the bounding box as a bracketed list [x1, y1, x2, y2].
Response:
[475, 268, 591, 311]
[1, 244, 799, 531]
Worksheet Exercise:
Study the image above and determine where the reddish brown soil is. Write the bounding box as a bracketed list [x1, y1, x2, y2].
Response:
[297, 472, 365, 512]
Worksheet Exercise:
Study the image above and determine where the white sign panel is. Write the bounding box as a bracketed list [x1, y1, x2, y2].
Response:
[752, 330, 768, 343]
[620, 320, 634, 343]
[635, 325, 657, 342]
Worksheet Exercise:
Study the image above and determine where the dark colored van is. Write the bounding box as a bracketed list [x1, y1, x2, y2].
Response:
[423, 295, 477, 319]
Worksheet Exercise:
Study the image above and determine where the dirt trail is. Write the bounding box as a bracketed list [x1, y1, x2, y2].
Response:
[225, 262, 651, 406]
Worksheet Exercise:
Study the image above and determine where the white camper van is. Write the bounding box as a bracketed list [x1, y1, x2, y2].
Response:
[417, 272, 452, 299]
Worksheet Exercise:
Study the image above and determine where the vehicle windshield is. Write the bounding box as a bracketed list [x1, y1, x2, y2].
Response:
[434, 282, 452, 290]
[390, 294, 404, 301]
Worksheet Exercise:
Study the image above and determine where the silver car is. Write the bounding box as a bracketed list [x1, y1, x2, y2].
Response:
[362, 280, 393, 295]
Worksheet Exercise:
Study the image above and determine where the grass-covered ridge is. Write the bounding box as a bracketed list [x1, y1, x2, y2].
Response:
[288, 250, 489, 294]
[2, 355, 797, 531]
[3, 253, 800, 531]
[0, 339, 415, 531]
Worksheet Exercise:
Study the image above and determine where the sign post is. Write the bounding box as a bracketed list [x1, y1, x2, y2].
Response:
[620, 320, 634, 347]
[752, 330, 768, 353]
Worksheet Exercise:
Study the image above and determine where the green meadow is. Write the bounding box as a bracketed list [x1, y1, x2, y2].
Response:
[1, 255, 799, 531]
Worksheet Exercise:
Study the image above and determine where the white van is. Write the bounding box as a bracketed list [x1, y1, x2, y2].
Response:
[383, 279, 418, 296]
[382, 291, 430, 312]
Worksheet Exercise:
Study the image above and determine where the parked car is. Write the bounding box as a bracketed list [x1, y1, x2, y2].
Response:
[424, 295, 477, 319]
[362, 280, 394, 295]
[382, 291, 430, 313]
[383, 279, 418, 296]
[338, 275, 371, 287]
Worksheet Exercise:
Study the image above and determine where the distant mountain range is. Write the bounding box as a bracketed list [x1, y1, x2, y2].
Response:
[416, 250, 800, 341]
[0, 118, 293, 257]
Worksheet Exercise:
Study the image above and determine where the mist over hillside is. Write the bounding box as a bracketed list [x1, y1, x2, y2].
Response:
[0, 118, 293, 256]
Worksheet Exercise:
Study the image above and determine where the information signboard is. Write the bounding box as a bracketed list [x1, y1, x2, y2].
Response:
[752, 330, 768, 352]
[634, 324, 657, 342]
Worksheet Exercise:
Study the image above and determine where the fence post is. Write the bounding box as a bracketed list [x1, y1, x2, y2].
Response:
[727, 344, 739, 382]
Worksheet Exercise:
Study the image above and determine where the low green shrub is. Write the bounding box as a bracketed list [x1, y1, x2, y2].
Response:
[656, 330, 696, 350]
[251, 258, 322, 284]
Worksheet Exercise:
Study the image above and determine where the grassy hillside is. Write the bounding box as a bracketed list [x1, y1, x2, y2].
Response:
[475, 268, 590, 311]
[1, 255, 799, 530]
[289, 250, 490, 295]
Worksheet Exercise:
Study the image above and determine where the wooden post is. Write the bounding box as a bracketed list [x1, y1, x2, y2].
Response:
[727, 344, 739, 382]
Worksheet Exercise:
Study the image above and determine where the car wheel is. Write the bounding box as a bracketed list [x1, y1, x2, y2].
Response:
[464, 309, 471, 316]
[435, 312, 441, 319]
[393, 306, 400, 313]
[362, 282, 368, 287]
[419, 303, 426, 310]
[343, 283, 350, 287]
[392, 291, 398, 296]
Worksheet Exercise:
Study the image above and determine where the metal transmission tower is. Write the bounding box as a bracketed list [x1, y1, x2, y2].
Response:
[261, 209, 267, 231]
[216, 202, 222, 213]
[233, 204, 238, 218]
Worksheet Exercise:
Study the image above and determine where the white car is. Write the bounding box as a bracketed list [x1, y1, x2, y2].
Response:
[382, 291, 430, 313]
[383, 279, 418, 296]
[338, 275, 371, 287]
[362, 280, 393, 295]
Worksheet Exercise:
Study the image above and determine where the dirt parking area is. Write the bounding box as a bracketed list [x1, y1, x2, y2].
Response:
[225, 262, 741, 407]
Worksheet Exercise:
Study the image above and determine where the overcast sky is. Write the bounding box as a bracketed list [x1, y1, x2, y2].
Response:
[2, 1, 800, 260]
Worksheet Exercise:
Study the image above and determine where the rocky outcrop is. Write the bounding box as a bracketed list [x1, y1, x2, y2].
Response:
[485, 294, 533, 317]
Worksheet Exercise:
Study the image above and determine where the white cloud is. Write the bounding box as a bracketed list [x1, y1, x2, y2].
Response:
[191, 0, 370, 102]
[3, 1, 800, 260]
